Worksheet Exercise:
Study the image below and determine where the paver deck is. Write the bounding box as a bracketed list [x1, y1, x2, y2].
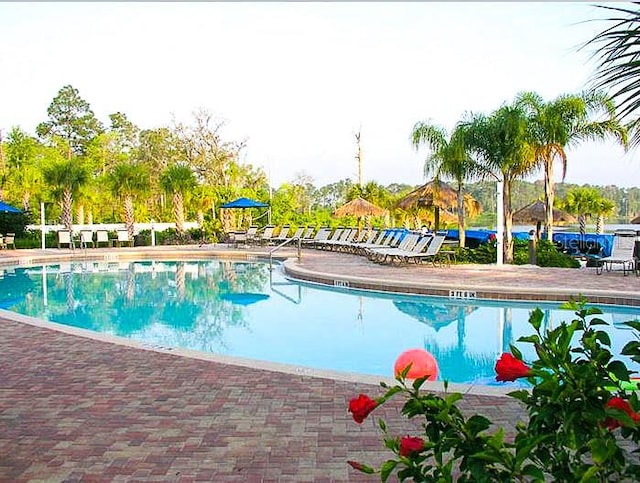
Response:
[1, 245, 638, 481]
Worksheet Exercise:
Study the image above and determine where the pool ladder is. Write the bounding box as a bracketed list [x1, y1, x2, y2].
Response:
[268, 236, 302, 270]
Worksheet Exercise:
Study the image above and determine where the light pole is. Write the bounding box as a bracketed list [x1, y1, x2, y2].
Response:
[496, 180, 504, 266]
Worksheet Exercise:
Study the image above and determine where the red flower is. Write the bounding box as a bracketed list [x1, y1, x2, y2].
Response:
[495, 353, 532, 382]
[604, 396, 640, 430]
[399, 435, 424, 457]
[348, 394, 378, 424]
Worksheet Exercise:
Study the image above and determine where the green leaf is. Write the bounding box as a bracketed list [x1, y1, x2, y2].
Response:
[510, 344, 523, 360]
[594, 330, 612, 347]
[521, 463, 545, 481]
[466, 414, 492, 435]
[607, 360, 630, 381]
[380, 459, 398, 482]
[529, 308, 544, 331]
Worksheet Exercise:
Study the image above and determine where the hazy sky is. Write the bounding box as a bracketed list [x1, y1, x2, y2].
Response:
[1, 2, 637, 188]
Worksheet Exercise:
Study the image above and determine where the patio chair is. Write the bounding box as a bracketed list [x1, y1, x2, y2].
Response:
[57, 230, 73, 249]
[403, 234, 449, 266]
[116, 230, 133, 247]
[301, 227, 331, 248]
[4, 233, 15, 249]
[272, 226, 291, 243]
[302, 227, 316, 240]
[77, 230, 94, 249]
[366, 233, 420, 263]
[595, 230, 637, 276]
[256, 226, 276, 245]
[323, 228, 358, 251]
[96, 230, 111, 247]
[315, 227, 344, 250]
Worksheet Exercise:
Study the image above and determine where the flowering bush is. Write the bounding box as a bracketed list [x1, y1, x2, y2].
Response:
[347, 299, 640, 481]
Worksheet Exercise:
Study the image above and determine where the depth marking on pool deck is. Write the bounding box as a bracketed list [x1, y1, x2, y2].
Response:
[333, 279, 350, 287]
[449, 289, 477, 299]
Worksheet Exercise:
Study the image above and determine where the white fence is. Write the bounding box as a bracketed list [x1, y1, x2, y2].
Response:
[26, 221, 200, 235]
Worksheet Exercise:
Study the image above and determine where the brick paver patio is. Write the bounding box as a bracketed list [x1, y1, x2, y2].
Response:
[0, 246, 638, 481]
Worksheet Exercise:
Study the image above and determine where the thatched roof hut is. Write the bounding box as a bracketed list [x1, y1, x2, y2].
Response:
[513, 200, 576, 239]
[333, 197, 387, 218]
[396, 180, 480, 230]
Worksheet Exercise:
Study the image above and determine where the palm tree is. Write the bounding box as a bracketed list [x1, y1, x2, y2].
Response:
[594, 198, 616, 234]
[108, 163, 150, 240]
[585, 3, 640, 146]
[43, 159, 89, 231]
[461, 104, 537, 263]
[160, 164, 197, 235]
[561, 186, 601, 236]
[411, 122, 483, 248]
[516, 91, 627, 241]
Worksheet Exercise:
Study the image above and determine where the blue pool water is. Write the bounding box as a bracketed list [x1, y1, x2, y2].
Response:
[1, 259, 639, 386]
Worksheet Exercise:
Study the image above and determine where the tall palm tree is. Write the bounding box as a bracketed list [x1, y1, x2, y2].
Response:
[108, 163, 150, 240]
[516, 91, 627, 241]
[585, 2, 640, 146]
[43, 159, 89, 231]
[461, 105, 537, 263]
[160, 164, 197, 235]
[411, 122, 483, 248]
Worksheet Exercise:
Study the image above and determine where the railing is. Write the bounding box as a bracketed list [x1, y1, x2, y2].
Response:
[268, 236, 302, 269]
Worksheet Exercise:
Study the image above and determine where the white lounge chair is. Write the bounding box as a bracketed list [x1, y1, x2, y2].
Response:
[78, 230, 94, 248]
[57, 230, 73, 249]
[403, 234, 449, 266]
[96, 230, 111, 247]
[596, 230, 637, 276]
[116, 230, 133, 247]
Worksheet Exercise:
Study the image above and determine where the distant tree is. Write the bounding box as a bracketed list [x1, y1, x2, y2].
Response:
[36, 85, 103, 159]
[561, 186, 602, 236]
[109, 163, 150, 240]
[160, 164, 197, 235]
[43, 159, 90, 231]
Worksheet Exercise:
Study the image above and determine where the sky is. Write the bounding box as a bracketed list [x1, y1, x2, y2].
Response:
[1, 2, 638, 189]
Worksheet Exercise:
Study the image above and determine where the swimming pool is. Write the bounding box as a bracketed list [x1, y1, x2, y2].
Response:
[2, 259, 639, 386]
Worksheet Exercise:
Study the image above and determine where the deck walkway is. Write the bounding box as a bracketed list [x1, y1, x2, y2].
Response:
[0, 245, 638, 481]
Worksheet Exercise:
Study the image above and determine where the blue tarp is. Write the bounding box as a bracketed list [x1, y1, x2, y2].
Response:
[552, 232, 615, 257]
[220, 197, 269, 209]
[446, 229, 530, 244]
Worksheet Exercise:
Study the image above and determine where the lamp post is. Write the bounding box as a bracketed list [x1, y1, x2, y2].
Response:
[40, 201, 46, 250]
[496, 180, 504, 266]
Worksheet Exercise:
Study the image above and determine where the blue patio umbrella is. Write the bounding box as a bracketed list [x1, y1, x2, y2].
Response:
[0, 200, 22, 213]
[220, 197, 268, 209]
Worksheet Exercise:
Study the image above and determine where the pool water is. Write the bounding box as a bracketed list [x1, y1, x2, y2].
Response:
[2, 259, 639, 386]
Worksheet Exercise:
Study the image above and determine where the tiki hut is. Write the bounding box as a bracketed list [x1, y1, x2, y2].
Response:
[631, 215, 640, 224]
[334, 197, 387, 218]
[396, 180, 480, 230]
[334, 197, 387, 230]
[513, 200, 576, 240]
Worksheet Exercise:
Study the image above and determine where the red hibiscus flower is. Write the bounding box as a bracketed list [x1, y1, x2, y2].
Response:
[604, 396, 640, 430]
[495, 353, 532, 382]
[348, 394, 378, 424]
[399, 435, 425, 457]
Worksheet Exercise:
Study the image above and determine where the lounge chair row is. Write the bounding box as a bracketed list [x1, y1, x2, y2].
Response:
[56, 230, 134, 249]
[301, 226, 453, 266]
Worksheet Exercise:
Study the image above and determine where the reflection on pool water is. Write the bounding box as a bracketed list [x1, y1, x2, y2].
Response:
[1, 259, 639, 386]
